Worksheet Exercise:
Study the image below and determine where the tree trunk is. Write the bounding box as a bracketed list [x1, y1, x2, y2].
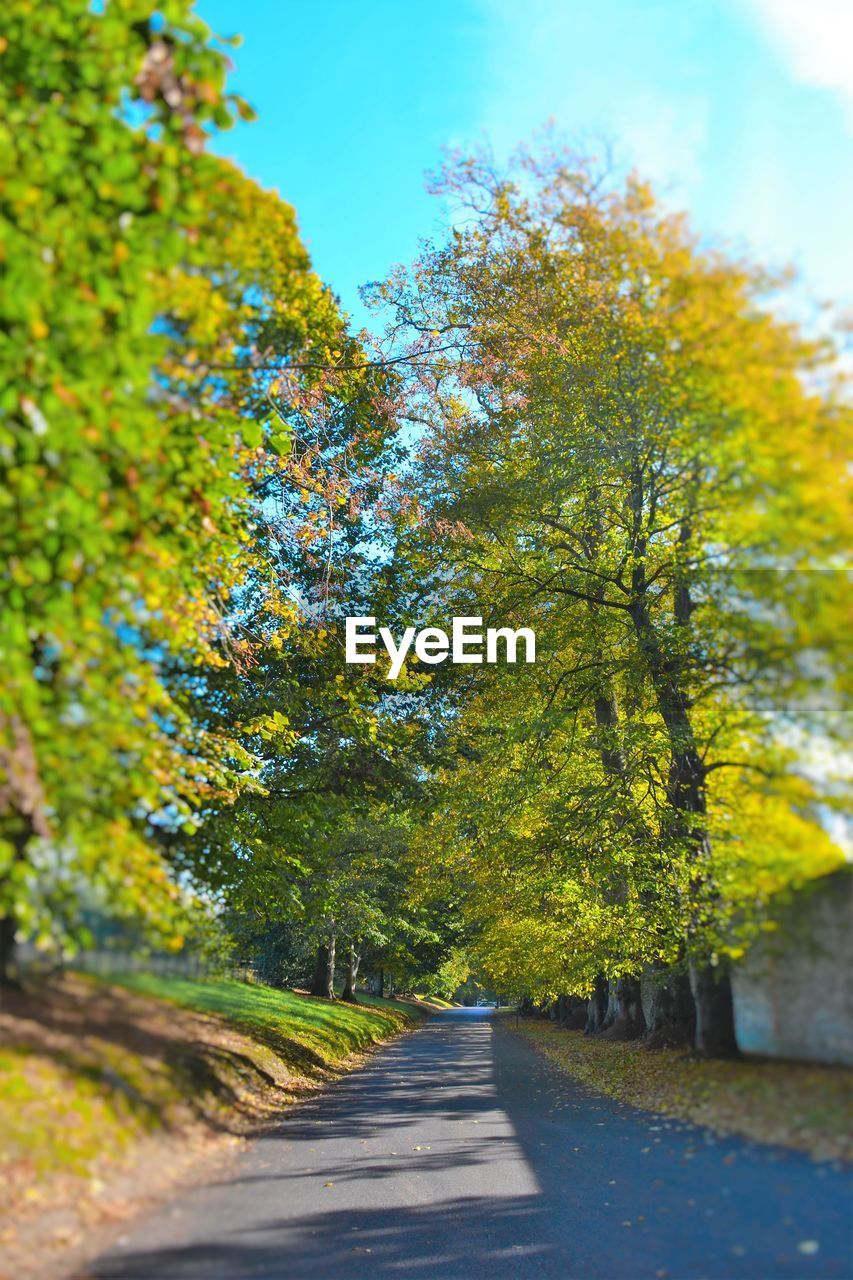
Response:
[310, 937, 336, 999]
[0, 723, 48, 988]
[642, 963, 696, 1048]
[600, 975, 646, 1040]
[585, 972, 610, 1034]
[310, 944, 328, 997]
[0, 910, 17, 987]
[560, 994, 588, 1029]
[556, 993, 581, 1026]
[341, 947, 361, 1002]
[603, 980, 620, 1030]
[0, 821, 39, 989]
[590, 690, 642, 1038]
[627, 582, 736, 1058]
[689, 958, 738, 1057]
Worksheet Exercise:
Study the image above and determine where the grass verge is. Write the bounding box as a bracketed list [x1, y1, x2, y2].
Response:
[0, 973, 430, 1278]
[110, 971, 423, 1065]
[510, 1019, 852, 1163]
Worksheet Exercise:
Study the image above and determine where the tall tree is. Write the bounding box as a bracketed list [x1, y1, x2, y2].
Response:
[0, 1, 379, 977]
[372, 144, 849, 1054]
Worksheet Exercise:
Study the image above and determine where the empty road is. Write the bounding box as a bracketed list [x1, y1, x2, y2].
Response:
[90, 1008, 852, 1279]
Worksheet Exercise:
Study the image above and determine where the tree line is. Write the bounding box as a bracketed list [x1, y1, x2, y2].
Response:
[369, 148, 849, 1053]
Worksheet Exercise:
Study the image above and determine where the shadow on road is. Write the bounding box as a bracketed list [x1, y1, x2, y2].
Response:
[90, 1009, 853, 1280]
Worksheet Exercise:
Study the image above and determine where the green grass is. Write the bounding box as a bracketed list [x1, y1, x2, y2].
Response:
[110, 973, 424, 1065]
[0, 973, 429, 1229]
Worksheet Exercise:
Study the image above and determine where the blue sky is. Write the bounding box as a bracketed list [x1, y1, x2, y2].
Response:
[198, 0, 852, 329]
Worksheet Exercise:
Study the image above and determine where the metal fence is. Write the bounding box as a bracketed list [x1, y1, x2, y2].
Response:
[23, 945, 258, 985]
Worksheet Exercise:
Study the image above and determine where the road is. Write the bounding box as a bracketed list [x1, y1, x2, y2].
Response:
[90, 1008, 852, 1280]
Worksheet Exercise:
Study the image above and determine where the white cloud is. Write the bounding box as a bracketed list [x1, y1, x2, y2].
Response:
[747, 0, 853, 129]
[615, 92, 709, 205]
[463, 0, 852, 304]
[470, 0, 709, 199]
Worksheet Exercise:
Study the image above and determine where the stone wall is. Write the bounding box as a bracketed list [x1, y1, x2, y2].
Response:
[731, 867, 853, 1067]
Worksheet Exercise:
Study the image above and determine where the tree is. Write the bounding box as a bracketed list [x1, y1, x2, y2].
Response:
[0, 1, 377, 978]
[371, 143, 850, 1053]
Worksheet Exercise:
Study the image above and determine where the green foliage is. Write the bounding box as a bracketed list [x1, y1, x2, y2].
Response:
[0, 2, 393, 958]
[0, 1, 249, 941]
[371, 143, 850, 1004]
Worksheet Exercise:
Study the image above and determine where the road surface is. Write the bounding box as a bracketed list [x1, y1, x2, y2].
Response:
[90, 1008, 852, 1279]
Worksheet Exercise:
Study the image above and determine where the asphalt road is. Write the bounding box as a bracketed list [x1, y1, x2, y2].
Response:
[90, 1008, 852, 1280]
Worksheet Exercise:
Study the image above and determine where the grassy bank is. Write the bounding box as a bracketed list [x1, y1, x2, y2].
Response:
[510, 1019, 852, 1162]
[0, 973, 429, 1277]
[111, 972, 423, 1063]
